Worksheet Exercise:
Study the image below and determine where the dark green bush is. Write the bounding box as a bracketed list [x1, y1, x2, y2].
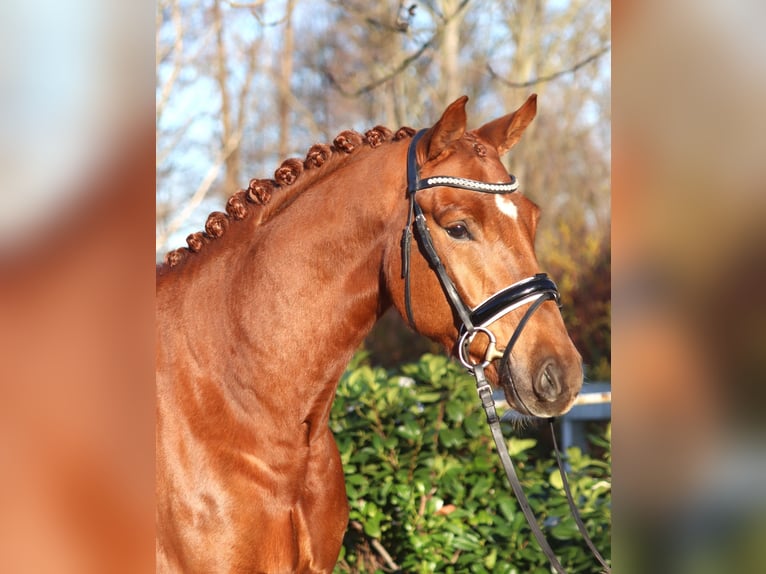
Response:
[331, 353, 611, 573]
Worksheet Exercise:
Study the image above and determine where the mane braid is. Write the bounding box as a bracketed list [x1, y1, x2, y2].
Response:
[160, 125, 416, 270]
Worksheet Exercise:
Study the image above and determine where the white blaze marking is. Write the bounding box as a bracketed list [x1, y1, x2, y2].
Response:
[495, 194, 518, 220]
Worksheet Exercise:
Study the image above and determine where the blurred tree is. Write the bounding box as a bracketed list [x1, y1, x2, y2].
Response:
[277, 0, 295, 158]
[156, 0, 264, 248]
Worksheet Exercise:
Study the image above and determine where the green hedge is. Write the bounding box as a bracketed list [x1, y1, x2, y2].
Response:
[331, 353, 611, 573]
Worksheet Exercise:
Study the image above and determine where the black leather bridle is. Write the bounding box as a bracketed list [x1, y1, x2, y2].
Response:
[400, 129, 611, 573]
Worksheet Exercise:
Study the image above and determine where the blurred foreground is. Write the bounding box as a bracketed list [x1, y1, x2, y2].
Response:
[613, 1, 766, 571]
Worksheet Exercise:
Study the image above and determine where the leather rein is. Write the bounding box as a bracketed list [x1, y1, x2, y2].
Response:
[399, 130, 610, 573]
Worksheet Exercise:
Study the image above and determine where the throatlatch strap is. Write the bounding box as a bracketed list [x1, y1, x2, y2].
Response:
[401, 194, 417, 328]
[402, 130, 426, 330]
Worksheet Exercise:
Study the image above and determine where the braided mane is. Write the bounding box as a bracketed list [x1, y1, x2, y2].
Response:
[159, 125, 416, 271]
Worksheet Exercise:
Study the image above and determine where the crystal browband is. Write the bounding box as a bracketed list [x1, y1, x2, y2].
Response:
[415, 175, 519, 194]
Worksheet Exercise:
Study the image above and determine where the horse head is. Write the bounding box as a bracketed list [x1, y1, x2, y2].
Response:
[386, 95, 582, 418]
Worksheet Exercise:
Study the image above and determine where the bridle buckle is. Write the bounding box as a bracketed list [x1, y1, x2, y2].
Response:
[457, 326, 504, 371]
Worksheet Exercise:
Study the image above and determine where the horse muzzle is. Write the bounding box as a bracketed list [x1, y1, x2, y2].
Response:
[457, 274, 581, 417]
[497, 344, 582, 418]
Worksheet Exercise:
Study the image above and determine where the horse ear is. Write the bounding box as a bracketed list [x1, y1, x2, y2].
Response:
[421, 95, 468, 161]
[474, 94, 537, 156]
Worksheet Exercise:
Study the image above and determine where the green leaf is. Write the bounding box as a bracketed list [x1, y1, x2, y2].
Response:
[363, 514, 382, 538]
[483, 547, 498, 570]
[551, 518, 580, 541]
[507, 437, 537, 456]
[549, 469, 564, 491]
[497, 497, 516, 521]
[438, 428, 464, 448]
[463, 415, 484, 437]
[416, 391, 442, 403]
[445, 400, 465, 423]
[452, 530, 481, 551]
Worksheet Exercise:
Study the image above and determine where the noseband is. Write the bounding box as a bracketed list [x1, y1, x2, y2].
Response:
[400, 130, 610, 573]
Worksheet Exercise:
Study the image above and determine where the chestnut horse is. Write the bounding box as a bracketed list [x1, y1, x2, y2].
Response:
[156, 95, 582, 572]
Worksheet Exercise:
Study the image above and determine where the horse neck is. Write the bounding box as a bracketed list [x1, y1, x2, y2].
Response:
[159, 141, 408, 421]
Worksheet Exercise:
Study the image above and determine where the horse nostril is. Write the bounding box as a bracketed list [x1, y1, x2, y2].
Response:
[534, 362, 562, 402]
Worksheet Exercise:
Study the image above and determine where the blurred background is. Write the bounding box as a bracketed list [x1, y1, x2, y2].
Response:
[1, 0, 765, 572]
[613, 1, 766, 572]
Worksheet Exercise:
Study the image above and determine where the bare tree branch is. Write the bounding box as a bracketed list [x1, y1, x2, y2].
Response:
[329, 0, 417, 33]
[324, 35, 435, 98]
[234, 34, 260, 146]
[324, 0, 471, 98]
[155, 129, 244, 253]
[224, 0, 268, 8]
[348, 521, 400, 571]
[277, 0, 295, 159]
[263, 64, 324, 141]
[488, 44, 611, 89]
[156, 0, 185, 121]
[156, 115, 195, 168]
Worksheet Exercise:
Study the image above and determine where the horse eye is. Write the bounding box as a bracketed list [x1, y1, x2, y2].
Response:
[445, 223, 471, 240]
